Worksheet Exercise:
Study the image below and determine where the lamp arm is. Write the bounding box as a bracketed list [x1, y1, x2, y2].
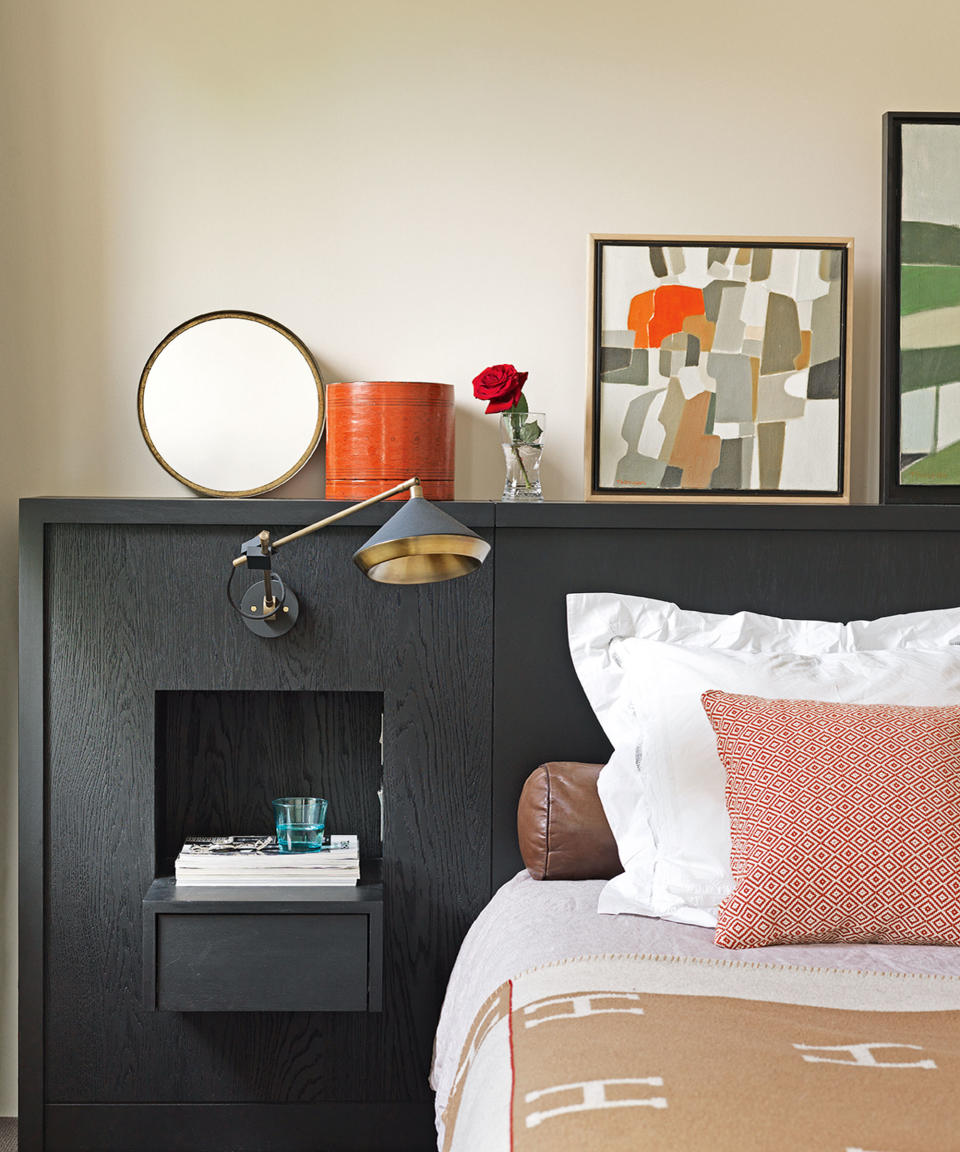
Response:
[232, 476, 423, 568]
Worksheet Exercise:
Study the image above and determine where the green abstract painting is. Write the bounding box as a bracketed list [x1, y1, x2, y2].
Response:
[898, 123, 960, 485]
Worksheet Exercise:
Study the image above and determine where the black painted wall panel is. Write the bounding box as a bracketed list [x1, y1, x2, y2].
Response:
[42, 520, 493, 1107]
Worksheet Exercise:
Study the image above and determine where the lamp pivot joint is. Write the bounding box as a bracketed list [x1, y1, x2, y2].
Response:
[240, 534, 274, 569]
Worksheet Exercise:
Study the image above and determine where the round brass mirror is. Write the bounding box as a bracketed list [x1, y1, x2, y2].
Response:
[138, 311, 325, 497]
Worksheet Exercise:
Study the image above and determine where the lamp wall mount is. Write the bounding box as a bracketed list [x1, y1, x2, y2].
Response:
[237, 574, 300, 638]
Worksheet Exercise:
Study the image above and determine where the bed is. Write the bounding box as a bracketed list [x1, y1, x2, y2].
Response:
[434, 583, 960, 1152]
[434, 870, 960, 1151]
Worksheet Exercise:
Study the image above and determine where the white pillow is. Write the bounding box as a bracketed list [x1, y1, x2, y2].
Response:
[597, 641, 960, 927]
[567, 592, 960, 749]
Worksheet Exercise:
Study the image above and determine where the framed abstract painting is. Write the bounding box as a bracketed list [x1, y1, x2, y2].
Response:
[882, 112, 960, 503]
[586, 235, 853, 502]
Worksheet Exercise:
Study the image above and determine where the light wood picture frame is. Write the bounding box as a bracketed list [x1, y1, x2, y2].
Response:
[585, 235, 853, 503]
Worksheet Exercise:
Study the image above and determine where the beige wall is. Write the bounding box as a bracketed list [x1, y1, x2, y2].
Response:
[1, 0, 957, 1114]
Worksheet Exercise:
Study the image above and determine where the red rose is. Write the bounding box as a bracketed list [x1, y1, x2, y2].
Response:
[472, 363, 528, 413]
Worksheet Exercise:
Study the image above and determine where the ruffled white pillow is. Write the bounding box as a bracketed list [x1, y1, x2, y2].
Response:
[567, 592, 960, 927]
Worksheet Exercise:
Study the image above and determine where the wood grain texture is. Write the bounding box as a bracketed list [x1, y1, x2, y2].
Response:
[155, 914, 370, 1012]
[18, 510, 44, 1152]
[155, 690, 382, 874]
[44, 1103, 436, 1152]
[39, 517, 493, 1114]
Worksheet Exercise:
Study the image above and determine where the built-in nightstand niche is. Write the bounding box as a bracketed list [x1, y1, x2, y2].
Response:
[153, 689, 384, 875]
[147, 689, 385, 1014]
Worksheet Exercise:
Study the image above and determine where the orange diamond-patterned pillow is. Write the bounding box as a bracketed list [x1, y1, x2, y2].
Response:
[701, 690, 960, 949]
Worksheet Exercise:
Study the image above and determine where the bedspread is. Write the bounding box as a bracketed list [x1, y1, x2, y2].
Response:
[440, 952, 960, 1152]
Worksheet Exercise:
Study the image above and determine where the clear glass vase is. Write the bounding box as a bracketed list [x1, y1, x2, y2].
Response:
[500, 411, 545, 502]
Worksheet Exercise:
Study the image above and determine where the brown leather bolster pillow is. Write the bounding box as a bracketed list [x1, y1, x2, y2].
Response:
[517, 761, 621, 881]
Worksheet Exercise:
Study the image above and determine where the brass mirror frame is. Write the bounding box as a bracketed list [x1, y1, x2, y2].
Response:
[137, 310, 325, 497]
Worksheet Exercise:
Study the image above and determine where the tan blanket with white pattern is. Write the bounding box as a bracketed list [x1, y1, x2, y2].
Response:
[440, 954, 960, 1152]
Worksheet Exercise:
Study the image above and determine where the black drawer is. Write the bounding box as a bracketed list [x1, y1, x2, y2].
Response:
[143, 875, 383, 1013]
[157, 912, 368, 1011]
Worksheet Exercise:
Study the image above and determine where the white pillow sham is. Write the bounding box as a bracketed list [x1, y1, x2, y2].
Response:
[596, 641, 960, 927]
[567, 591, 960, 750]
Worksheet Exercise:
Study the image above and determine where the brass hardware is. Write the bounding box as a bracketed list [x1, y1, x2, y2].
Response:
[269, 477, 422, 551]
[232, 477, 422, 569]
[262, 560, 276, 613]
[354, 532, 489, 584]
[235, 576, 299, 637]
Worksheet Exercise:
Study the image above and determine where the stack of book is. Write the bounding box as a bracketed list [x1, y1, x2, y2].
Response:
[174, 835, 360, 887]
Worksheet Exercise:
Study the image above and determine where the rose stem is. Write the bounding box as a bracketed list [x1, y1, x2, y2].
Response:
[508, 407, 533, 487]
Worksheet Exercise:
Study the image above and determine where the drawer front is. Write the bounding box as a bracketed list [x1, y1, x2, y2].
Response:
[156, 913, 369, 1012]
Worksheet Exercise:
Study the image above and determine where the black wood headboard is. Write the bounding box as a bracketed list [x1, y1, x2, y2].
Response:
[490, 503, 960, 886]
[21, 498, 960, 1152]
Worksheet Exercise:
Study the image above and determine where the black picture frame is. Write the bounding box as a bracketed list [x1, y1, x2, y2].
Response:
[882, 111, 960, 503]
[586, 234, 852, 503]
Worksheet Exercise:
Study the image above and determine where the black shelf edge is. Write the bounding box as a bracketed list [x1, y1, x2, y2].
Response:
[23, 497, 960, 533]
[145, 859, 383, 911]
[18, 497, 495, 529]
[491, 501, 960, 530]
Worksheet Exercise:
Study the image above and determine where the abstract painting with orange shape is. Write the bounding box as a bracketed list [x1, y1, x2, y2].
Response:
[589, 238, 850, 498]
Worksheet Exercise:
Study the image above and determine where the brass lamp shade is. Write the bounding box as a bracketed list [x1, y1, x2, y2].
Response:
[353, 496, 490, 584]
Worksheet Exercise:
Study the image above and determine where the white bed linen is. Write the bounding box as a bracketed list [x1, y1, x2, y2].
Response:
[599, 643, 960, 925]
[432, 870, 960, 1139]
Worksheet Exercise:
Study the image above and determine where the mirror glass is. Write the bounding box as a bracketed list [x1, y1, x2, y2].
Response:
[138, 311, 324, 496]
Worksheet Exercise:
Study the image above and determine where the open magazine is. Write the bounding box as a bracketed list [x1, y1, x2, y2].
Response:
[178, 834, 358, 860]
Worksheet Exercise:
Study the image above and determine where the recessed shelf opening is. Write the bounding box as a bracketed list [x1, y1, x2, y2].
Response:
[154, 689, 384, 877]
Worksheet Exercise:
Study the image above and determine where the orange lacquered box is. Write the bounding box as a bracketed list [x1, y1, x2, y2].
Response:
[324, 381, 455, 500]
